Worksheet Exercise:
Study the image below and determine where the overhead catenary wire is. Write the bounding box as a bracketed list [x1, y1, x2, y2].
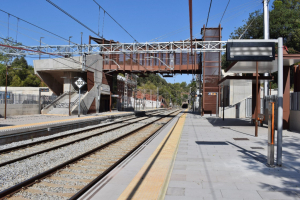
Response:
[15, 18, 19, 42]
[102, 10, 105, 38]
[0, 23, 49, 45]
[0, 9, 78, 45]
[239, 9, 262, 39]
[92, 0, 138, 43]
[46, 0, 103, 39]
[0, 19, 75, 44]
[189, 0, 260, 40]
[149, 0, 260, 42]
[98, 6, 101, 36]
[219, 0, 230, 25]
[206, 0, 213, 28]
[221, 2, 261, 24]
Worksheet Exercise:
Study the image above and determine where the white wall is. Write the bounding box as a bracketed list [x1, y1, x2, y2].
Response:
[219, 99, 246, 118]
[230, 84, 252, 105]
[0, 104, 39, 117]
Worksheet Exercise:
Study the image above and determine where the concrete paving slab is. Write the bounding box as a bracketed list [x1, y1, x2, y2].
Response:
[166, 187, 185, 196]
[221, 189, 262, 199]
[79, 111, 184, 200]
[165, 112, 300, 200]
[257, 191, 300, 199]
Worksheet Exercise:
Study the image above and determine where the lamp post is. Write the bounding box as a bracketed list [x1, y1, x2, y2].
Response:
[39, 37, 44, 60]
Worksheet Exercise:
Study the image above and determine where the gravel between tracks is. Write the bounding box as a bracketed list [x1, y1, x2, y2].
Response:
[0, 116, 134, 151]
[11, 112, 176, 200]
[0, 111, 172, 192]
[0, 117, 146, 164]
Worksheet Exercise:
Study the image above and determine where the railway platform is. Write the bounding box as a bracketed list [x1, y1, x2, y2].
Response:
[81, 111, 300, 200]
[0, 109, 164, 145]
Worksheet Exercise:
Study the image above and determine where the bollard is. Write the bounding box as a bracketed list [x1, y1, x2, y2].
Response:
[267, 102, 275, 167]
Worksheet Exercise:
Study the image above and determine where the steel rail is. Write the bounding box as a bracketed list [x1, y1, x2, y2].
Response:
[0, 110, 163, 154]
[71, 110, 181, 199]
[0, 110, 165, 167]
[0, 109, 179, 199]
[0, 116, 138, 154]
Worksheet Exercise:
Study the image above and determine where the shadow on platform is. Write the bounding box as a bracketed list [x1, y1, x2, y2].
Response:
[206, 117, 252, 127]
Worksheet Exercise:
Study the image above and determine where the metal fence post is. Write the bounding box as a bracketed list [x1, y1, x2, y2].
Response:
[277, 37, 283, 166]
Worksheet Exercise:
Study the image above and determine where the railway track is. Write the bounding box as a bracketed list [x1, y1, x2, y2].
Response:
[0, 109, 181, 199]
[0, 110, 163, 167]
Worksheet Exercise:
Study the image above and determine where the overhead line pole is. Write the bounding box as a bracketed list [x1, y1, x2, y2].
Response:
[263, 0, 270, 110]
[277, 37, 283, 166]
[189, 0, 193, 75]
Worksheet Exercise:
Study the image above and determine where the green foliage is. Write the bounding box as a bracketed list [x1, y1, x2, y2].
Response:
[0, 42, 43, 87]
[136, 74, 193, 107]
[222, 0, 300, 87]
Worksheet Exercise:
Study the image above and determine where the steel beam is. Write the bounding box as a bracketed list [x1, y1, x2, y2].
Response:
[0, 41, 227, 56]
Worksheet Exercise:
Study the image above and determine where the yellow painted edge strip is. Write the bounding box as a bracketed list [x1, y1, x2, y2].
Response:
[118, 111, 187, 200]
[0, 116, 98, 130]
[0, 112, 130, 131]
[158, 112, 187, 200]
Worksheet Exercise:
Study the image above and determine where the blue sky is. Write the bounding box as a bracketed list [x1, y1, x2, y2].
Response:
[0, 0, 273, 84]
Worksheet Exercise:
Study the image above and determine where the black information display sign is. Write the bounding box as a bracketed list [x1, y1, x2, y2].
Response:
[226, 41, 275, 61]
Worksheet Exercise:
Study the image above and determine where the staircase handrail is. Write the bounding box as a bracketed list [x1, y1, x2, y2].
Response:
[42, 90, 76, 111]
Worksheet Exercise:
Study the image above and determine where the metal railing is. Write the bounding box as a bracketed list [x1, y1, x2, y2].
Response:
[291, 92, 300, 111]
[0, 93, 57, 105]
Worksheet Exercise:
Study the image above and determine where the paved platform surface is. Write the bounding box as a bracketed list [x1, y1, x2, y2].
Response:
[0, 111, 129, 128]
[80, 111, 300, 200]
[166, 112, 300, 200]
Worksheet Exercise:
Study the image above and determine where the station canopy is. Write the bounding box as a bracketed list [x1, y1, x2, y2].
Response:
[218, 76, 273, 86]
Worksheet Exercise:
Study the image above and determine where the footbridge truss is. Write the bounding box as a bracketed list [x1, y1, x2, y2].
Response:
[0, 41, 226, 56]
[0, 40, 226, 74]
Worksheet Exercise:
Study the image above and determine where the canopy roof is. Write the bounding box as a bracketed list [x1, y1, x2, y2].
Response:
[225, 54, 300, 74]
[218, 76, 273, 86]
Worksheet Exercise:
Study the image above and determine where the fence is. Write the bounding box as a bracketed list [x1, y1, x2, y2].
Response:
[290, 92, 300, 111]
[0, 93, 57, 107]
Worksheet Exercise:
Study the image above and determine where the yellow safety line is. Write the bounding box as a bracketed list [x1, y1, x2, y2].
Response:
[0, 112, 131, 130]
[118, 111, 187, 200]
[0, 116, 98, 131]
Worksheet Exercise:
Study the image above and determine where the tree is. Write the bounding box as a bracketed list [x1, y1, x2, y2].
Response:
[222, 0, 300, 87]
[228, 0, 300, 50]
[0, 40, 44, 87]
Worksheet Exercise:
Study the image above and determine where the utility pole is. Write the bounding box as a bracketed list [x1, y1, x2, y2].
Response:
[157, 87, 159, 108]
[4, 65, 8, 119]
[151, 90, 153, 109]
[189, 87, 191, 110]
[199, 74, 202, 114]
[69, 72, 71, 116]
[277, 37, 283, 166]
[39, 37, 44, 60]
[69, 36, 72, 57]
[263, 0, 270, 108]
[81, 32, 83, 55]
[143, 89, 145, 110]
